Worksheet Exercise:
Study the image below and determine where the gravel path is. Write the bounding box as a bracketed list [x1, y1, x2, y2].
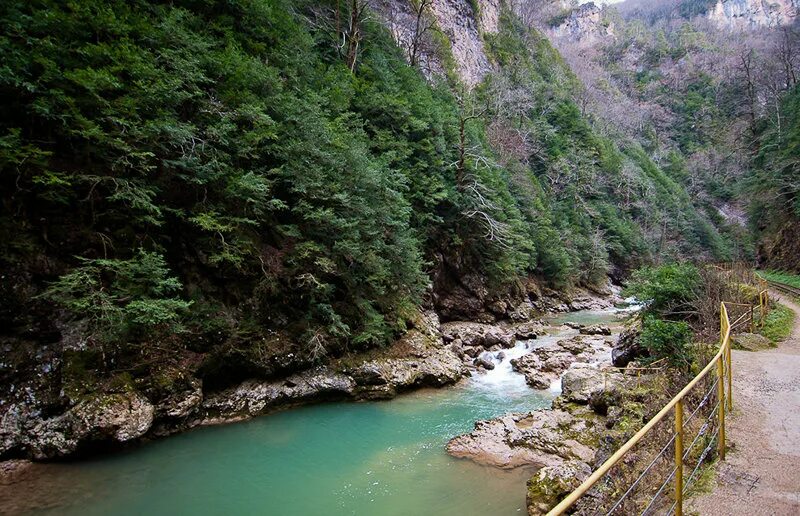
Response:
[689, 291, 800, 515]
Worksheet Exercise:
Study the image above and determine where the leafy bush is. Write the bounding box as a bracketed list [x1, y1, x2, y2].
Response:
[624, 263, 701, 315]
[640, 316, 693, 368]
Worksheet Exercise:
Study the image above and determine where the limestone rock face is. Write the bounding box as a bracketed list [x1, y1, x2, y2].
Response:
[201, 370, 357, 422]
[441, 321, 516, 348]
[708, 0, 799, 30]
[1, 392, 155, 459]
[551, 3, 615, 46]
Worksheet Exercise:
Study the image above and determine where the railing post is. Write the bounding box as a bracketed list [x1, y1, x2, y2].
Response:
[717, 357, 726, 460]
[726, 335, 733, 412]
[674, 399, 684, 516]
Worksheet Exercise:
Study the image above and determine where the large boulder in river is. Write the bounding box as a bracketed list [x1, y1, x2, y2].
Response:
[513, 321, 548, 340]
[446, 410, 597, 469]
[579, 325, 611, 336]
[475, 352, 496, 370]
[561, 365, 625, 405]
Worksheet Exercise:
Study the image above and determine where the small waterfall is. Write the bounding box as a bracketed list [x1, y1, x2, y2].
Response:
[469, 340, 532, 395]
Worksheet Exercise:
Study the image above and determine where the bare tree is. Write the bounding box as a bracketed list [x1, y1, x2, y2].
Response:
[407, 0, 436, 66]
[306, 0, 371, 72]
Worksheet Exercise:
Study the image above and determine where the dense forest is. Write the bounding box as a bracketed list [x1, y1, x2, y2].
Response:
[0, 0, 797, 470]
[0, 0, 732, 373]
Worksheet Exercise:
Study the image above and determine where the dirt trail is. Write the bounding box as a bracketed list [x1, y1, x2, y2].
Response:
[689, 292, 800, 515]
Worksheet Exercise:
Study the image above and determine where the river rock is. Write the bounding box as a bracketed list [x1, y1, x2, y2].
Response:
[440, 322, 515, 349]
[560, 365, 625, 405]
[579, 325, 611, 336]
[509, 336, 603, 390]
[475, 352, 496, 370]
[611, 326, 644, 367]
[731, 332, 773, 351]
[510, 354, 549, 388]
[513, 321, 548, 340]
[527, 460, 592, 515]
[446, 410, 596, 469]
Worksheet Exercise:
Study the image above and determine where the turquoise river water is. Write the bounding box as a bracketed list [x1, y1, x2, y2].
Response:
[2, 309, 632, 516]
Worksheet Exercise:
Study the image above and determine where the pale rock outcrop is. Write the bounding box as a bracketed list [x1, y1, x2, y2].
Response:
[1, 392, 154, 459]
[551, 2, 614, 46]
[446, 410, 597, 469]
[708, 0, 799, 30]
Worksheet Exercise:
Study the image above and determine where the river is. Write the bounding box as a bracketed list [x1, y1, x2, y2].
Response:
[1, 308, 632, 515]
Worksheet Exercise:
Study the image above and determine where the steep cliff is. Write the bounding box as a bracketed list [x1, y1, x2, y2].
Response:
[374, 0, 500, 86]
[551, 2, 616, 45]
[707, 0, 799, 29]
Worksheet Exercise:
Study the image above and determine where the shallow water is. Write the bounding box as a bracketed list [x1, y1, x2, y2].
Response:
[4, 311, 630, 516]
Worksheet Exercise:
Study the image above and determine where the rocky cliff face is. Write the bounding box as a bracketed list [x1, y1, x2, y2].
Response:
[551, 2, 615, 46]
[374, 0, 500, 86]
[707, 0, 799, 29]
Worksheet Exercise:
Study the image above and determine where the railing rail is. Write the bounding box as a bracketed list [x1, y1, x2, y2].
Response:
[546, 276, 771, 516]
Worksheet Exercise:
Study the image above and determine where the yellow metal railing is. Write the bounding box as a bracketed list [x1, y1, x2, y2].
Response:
[547, 282, 771, 515]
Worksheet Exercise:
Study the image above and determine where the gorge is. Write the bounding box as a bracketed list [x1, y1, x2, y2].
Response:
[1, 0, 799, 514]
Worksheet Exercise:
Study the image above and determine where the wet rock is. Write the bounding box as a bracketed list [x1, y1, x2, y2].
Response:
[2, 392, 156, 459]
[484, 330, 515, 349]
[557, 335, 595, 355]
[349, 363, 387, 386]
[579, 325, 611, 336]
[564, 322, 585, 330]
[513, 321, 548, 340]
[202, 369, 357, 421]
[440, 322, 515, 349]
[510, 354, 548, 388]
[611, 326, 644, 367]
[475, 352, 496, 370]
[157, 379, 203, 419]
[496, 351, 506, 362]
[463, 346, 482, 358]
[731, 332, 773, 351]
[446, 410, 596, 469]
[70, 392, 155, 443]
[527, 460, 592, 515]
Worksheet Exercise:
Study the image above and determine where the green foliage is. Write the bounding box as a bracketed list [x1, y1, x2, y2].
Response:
[624, 263, 701, 315]
[758, 270, 800, 289]
[41, 250, 191, 341]
[759, 304, 796, 344]
[0, 0, 741, 367]
[640, 316, 693, 367]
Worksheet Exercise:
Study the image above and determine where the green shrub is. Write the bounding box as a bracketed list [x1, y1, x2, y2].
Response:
[623, 263, 701, 315]
[640, 316, 693, 367]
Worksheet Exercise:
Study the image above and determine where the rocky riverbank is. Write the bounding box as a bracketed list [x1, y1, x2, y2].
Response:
[0, 287, 620, 463]
[444, 323, 665, 515]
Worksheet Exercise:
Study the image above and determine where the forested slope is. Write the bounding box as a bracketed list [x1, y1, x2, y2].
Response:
[0, 0, 734, 455]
